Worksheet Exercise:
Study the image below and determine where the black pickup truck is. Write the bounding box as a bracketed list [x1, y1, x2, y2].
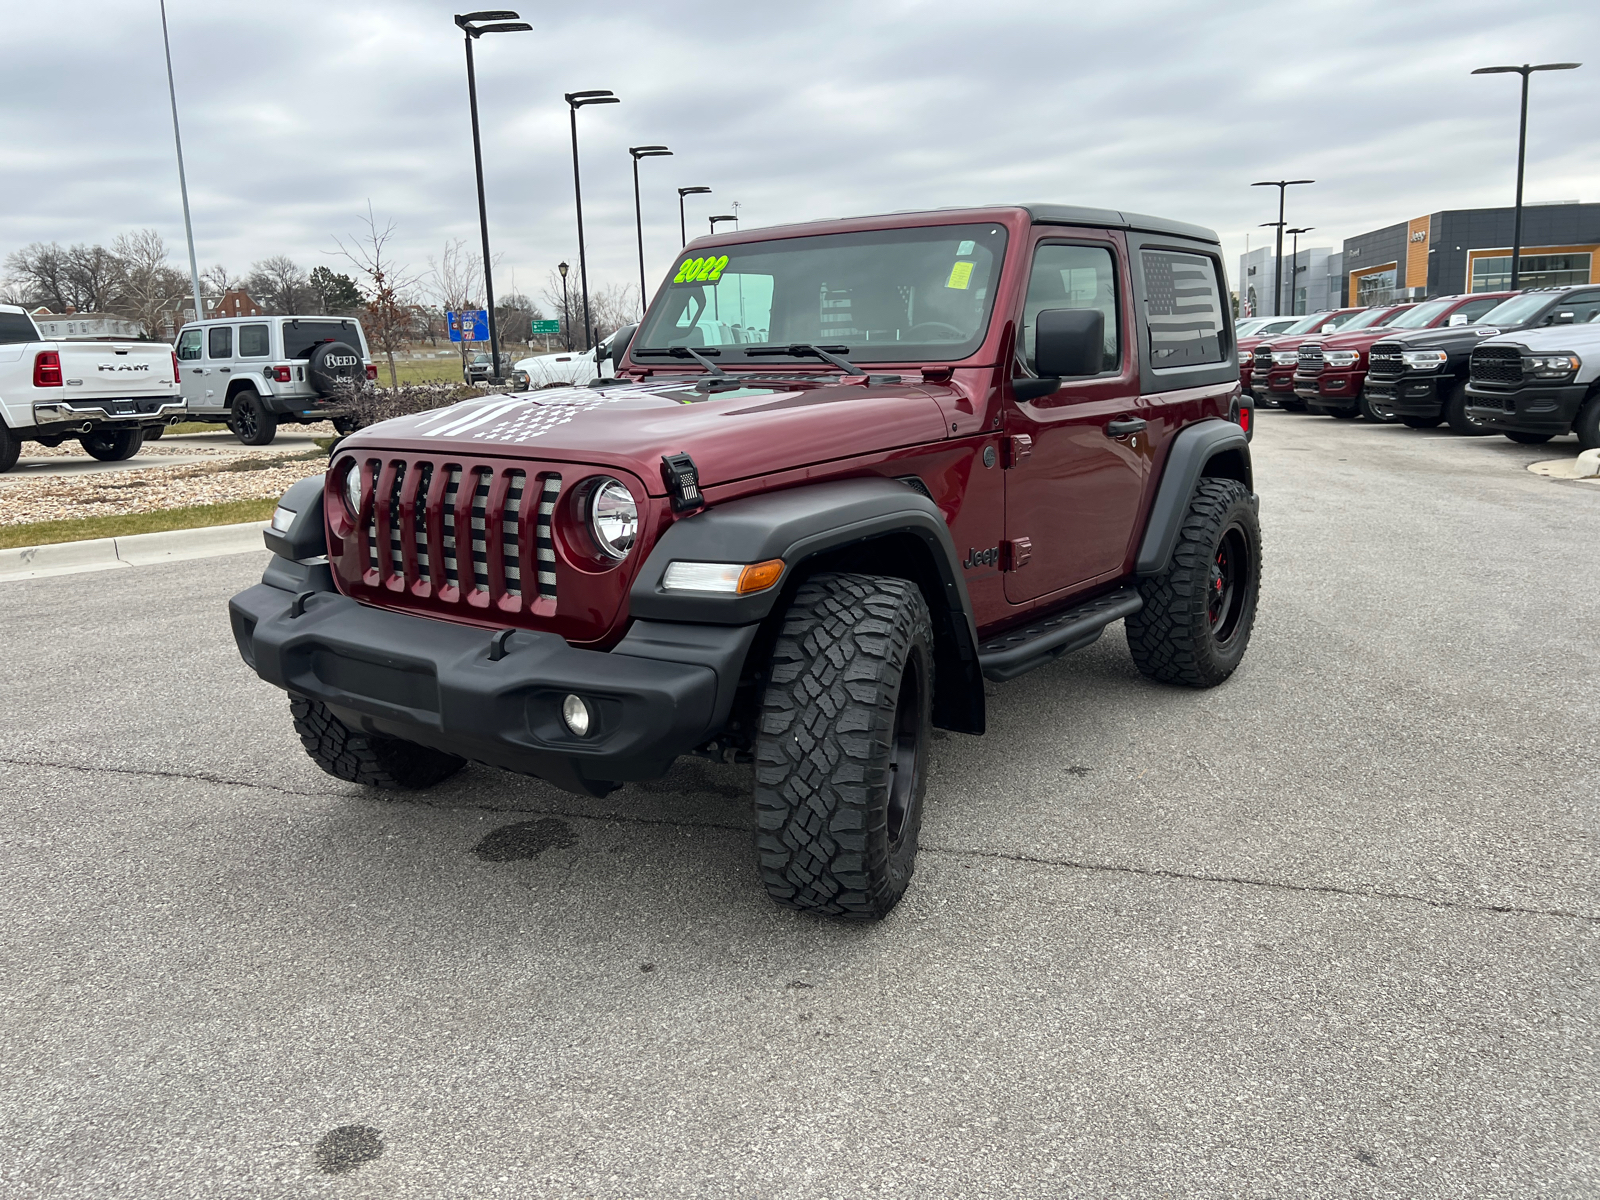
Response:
[1363, 285, 1600, 435]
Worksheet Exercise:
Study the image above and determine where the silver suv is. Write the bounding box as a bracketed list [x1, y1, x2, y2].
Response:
[175, 315, 372, 445]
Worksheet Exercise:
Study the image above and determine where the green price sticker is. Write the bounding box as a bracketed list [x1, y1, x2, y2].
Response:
[672, 254, 731, 285]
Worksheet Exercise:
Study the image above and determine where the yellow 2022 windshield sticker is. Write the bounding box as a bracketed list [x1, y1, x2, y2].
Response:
[946, 261, 975, 290]
[672, 255, 730, 285]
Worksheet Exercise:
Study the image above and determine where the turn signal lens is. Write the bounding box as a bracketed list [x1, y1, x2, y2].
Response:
[662, 559, 785, 594]
[33, 350, 62, 388]
[1237, 407, 1252, 433]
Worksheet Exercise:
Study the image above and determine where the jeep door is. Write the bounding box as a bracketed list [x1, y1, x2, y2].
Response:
[1004, 232, 1147, 603]
[176, 327, 211, 411]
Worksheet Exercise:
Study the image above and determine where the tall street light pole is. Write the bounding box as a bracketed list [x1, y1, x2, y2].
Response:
[629, 145, 672, 318]
[1286, 227, 1312, 313]
[678, 186, 711, 246]
[158, 0, 204, 328]
[709, 215, 738, 236]
[455, 10, 531, 384]
[558, 261, 570, 350]
[1252, 179, 1314, 316]
[565, 90, 620, 353]
[1472, 62, 1581, 290]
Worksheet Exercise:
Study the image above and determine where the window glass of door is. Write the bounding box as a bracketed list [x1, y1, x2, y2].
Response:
[1142, 250, 1226, 368]
[238, 323, 270, 357]
[176, 329, 202, 360]
[208, 325, 233, 359]
[1020, 243, 1120, 374]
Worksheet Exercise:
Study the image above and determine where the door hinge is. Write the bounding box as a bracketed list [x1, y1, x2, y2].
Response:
[1001, 434, 1033, 469]
[1002, 537, 1032, 571]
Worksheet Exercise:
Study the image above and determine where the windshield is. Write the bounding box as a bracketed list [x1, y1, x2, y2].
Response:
[1476, 293, 1555, 328]
[632, 223, 1008, 364]
[1384, 299, 1454, 329]
[1337, 306, 1405, 331]
[284, 319, 366, 359]
[1283, 312, 1333, 334]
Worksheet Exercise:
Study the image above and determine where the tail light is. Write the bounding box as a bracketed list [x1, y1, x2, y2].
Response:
[270, 366, 292, 383]
[33, 351, 62, 388]
[1237, 406, 1252, 434]
[365, 364, 378, 381]
[171, 351, 180, 383]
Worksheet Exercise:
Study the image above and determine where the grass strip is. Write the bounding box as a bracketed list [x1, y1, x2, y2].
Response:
[162, 421, 229, 436]
[0, 498, 278, 549]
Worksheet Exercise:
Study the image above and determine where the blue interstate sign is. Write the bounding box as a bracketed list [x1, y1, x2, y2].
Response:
[447, 309, 489, 342]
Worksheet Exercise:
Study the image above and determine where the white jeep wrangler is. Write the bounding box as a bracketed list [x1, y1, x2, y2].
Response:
[175, 315, 373, 444]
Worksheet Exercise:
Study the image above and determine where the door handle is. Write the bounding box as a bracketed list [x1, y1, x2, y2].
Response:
[190, 368, 203, 374]
[1105, 417, 1147, 438]
[219, 367, 230, 373]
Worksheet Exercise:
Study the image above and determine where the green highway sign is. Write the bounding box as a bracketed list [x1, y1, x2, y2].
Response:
[531, 319, 561, 334]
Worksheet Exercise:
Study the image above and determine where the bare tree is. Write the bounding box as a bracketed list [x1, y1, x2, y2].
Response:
[4, 241, 122, 313]
[246, 255, 312, 314]
[202, 262, 240, 299]
[334, 202, 420, 389]
[110, 229, 187, 336]
[589, 282, 639, 343]
[429, 239, 482, 370]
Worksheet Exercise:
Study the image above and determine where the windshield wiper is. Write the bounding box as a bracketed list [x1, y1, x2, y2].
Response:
[634, 346, 728, 377]
[745, 344, 862, 374]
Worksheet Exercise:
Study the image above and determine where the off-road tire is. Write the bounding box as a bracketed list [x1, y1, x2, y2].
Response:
[1126, 477, 1261, 689]
[80, 428, 144, 461]
[230, 388, 277, 446]
[0, 423, 20, 474]
[289, 696, 465, 789]
[333, 416, 362, 435]
[1504, 432, 1553, 445]
[1574, 396, 1600, 451]
[1444, 380, 1491, 436]
[753, 573, 934, 921]
[1401, 414, 1443, 429]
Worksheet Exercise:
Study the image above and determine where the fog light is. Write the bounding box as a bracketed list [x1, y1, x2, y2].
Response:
[561, 694, 592, 737]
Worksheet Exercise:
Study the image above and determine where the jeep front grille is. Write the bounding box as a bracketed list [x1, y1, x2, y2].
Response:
[1470, 346, 1524, 386]
[1297, 344, 1324, 373]
[1366, 342, 1403, 380]
[354, 456, 561, 614]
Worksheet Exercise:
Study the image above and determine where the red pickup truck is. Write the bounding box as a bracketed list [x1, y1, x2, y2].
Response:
[1236, 316, 1301, 393]
[1249, 308, 1369, 409]
[1291, 293, 1513, 420]
[231, 203, 1259, 920]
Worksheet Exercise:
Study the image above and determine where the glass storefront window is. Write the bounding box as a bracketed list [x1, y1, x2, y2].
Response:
[1355, 270, 1396, 306]
[1470, 253, 1591, 292]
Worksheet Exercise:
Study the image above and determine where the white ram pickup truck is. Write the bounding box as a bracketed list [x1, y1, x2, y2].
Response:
[510, 323, 636, 391]
[0, 305, 184, 473]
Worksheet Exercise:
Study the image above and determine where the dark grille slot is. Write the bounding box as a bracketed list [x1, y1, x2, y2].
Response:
[469, 469, 493, 593]
[536, 475, 561, 600]
[364, 459, 381, 574]
[501, 472, 526, 597]
[1367, 343, 1402, 380]
[441, 466, 462, 586]
[386, 461, 406, 578]
[1471, 346, 1524, 385]
[412, 462, 434, 583]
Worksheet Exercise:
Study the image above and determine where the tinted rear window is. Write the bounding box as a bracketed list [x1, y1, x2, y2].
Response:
[1142, 250, 1225, 368]
[283, 320, 365, 359]
[0, 312, 39, 344]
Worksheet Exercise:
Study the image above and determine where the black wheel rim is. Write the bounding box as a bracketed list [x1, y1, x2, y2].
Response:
[1208, 525, 1250, 645]
[235, 402, 257, 440]
[886, 654, 924, 848]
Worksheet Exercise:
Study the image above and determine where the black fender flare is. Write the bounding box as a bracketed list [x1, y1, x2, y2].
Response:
[630, 477, 985, 734]
[1135, 419, 1253, 577]
[263, 473, 327, 562]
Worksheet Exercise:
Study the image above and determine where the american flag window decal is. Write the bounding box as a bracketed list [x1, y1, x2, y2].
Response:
[1143, 250, 1225, 368]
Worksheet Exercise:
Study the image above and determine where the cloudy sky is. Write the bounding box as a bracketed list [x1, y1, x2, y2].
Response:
[3, 0, 1596, 309]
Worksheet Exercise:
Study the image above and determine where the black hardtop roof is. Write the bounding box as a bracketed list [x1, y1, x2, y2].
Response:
[1020, 204, 1219, 245]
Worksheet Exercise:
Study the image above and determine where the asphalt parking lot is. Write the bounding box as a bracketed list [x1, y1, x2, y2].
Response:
[1, 412, 1595, 1199]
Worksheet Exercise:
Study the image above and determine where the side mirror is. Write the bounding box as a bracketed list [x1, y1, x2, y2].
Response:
[1014, 308, 1104, 400]
[1551, 311, 1576, 325]
[1447, 313, 1469, 326]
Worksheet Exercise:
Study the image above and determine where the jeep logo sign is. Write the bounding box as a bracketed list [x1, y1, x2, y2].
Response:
[1410, 231, 1427, 243]
[326, 355, 358, 368]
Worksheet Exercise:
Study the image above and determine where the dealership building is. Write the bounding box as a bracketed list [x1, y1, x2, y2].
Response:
[1342, 201, 1600, 307]
[1237, 202, 1600, 317]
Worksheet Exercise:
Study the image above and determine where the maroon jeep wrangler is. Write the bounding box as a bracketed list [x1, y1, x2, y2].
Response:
[231, 204, 1260, 920]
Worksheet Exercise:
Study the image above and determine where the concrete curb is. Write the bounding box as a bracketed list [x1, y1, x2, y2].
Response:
[0, 521, 268, 583]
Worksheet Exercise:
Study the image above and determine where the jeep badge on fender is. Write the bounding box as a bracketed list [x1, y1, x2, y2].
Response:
[230, 204, 1260, 921]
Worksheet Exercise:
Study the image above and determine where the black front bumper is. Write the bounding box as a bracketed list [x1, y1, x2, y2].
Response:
[229, 570, 757, 794]
[263, 393, 349, 418]
[1364, 373, 1444, 417]
[1464, 381, 1588, 436]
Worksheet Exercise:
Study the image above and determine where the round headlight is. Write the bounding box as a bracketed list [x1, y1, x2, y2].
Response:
[342, 460, 362, 515]
[589, 478, 637, 560]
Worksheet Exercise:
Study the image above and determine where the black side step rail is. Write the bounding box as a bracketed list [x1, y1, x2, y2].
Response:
[977, 585, 1144, 682]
